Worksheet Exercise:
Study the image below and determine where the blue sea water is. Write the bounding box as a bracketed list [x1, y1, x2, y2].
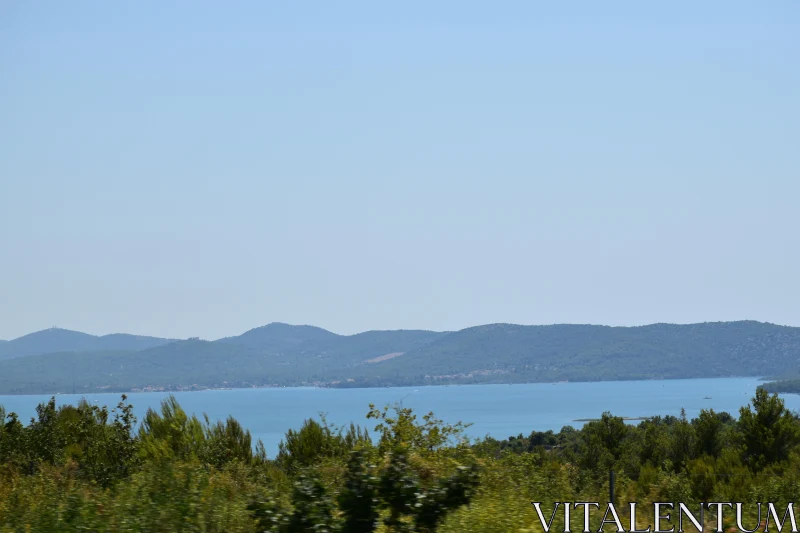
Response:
[1, 377, 796, 457]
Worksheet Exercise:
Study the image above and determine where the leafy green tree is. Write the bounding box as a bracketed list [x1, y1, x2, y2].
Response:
[378, 446, 420, 532]
[686, 456, 715, 500]
[693, 408, 726, 458]
[249, 495, 291, 533]
[578, 412, 627, 472]
[285, 472, 339, 533]
[739, 389, 800, 469]
[63, 395, 140, 487]
[138, 395, 206, 462]
[202, 414, 267, 468]
[638, 417, 670, 468]
[0, 409, 28, 470]
[669, 408, 696, 470]
[27, 398, 65, 467]
[366, 404, 471, 456]
[413, 464, 480, 533]
[338, 449, 380, 533]
[277, 416, 370, 474]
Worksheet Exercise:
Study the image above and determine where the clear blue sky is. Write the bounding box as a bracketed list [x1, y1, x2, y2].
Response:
[1, 1, 798, 341]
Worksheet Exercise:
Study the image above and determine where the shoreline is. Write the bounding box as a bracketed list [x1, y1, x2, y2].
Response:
[0, 375, 769, 398]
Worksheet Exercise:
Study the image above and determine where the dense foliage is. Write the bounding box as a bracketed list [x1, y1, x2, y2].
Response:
[2, 389, 800, 532]
[3, 321, 800, 394]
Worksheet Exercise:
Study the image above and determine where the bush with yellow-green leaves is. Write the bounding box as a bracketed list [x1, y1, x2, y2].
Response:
[1, 388, 799, 532]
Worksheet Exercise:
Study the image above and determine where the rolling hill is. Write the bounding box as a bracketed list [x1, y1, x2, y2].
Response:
[0, 321, 798, 394]
[346, 321, 800, 386]
[0, 328, 177, 361]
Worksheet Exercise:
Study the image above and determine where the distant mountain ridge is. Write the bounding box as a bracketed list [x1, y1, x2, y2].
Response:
[0, 328, 177, 361]
[0, 321, 799, 394]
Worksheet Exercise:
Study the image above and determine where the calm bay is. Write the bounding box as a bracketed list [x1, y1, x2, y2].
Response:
[1, 377, 797, 456]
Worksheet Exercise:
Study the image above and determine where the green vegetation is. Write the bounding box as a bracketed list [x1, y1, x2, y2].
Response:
[0, 328, 175, 361]
[760, 378, 800, 394]
[2, 321, 800, 394]
[2, 389, 800, 532]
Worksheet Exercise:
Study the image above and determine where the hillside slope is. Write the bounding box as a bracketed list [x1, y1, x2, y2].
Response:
[0, 325, 449, 394]
[217, 323, 340, 350]
[1, 321, 798, 394]
[346, 321, 800, 386]
[0, 328, 176, 361]
[214, 323, 448, 368]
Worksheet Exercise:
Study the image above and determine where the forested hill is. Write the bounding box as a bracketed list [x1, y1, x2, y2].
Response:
[1, 321, 799, 394]
[761, 378, 800, 395]
[0, 328, 176, 361]
[354, 321, 800, 386]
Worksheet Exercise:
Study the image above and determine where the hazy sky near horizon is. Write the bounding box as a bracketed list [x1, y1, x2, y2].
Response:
[1, 2, 799, 341]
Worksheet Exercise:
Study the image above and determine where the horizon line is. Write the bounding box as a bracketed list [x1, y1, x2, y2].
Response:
[2, 318, 793, 343]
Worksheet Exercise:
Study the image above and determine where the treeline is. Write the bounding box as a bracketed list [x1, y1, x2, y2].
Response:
[760, 379, 800, 395]
[1, 389, 800, 532]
